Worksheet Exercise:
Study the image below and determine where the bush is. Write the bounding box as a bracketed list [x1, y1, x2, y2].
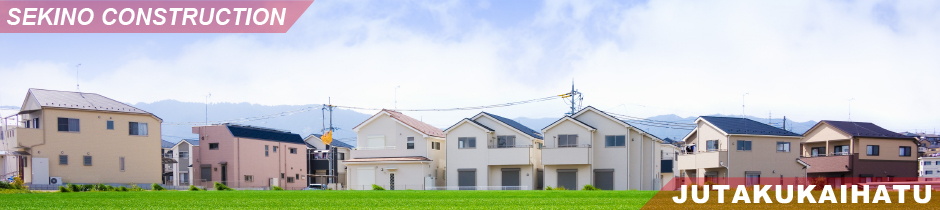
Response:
[151, 183, 166, 191]
[81, 185, 94, 192]
[0, 181, 12, 190]
[582, 185, 600, 190]
[118, 186, 128, 191]
[214, 182, 233, 191]
[554, 186, 567, 190]
[544, 185, 553, 190]
[58, 186, 70, 192]
[12, 177, 26, 190]
[130, 184, 143, 191]
[271, 186, 284, 191]
[188, 185, 200, 191]
[68, 183, 81, 192]
[95, 184, 111, 191]
[371, 184, 385, 190]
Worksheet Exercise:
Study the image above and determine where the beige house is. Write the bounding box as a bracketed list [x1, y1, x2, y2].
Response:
[541, 106, 663, 190]
[1, 89, 162, 185]
[345, 109, 446, 190]
[800, 120, 918, 184]
[304, 134, 354, 189]
[678, 116, 808, 186]
[444, 112, 544, 190]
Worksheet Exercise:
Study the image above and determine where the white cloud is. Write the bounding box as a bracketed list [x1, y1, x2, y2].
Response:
[1, 0, 938, 131]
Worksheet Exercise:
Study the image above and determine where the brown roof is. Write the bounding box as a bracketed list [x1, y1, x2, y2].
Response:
[383, 109, 444, 138]
[344, 156, 431, 162]
[802, 156, 851, 173]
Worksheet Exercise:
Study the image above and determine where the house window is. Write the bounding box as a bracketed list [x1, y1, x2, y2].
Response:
[935, 161, 939, 165]
[295, 174, 300, 180]
[32, 118, 39, 129]
[273, 146, 278, 152]
[407, 137, 415, 149]
[745, 172, 760, 186]
[289, 148, 297, 154]
[834, 145, 850, 155]
[179, 151, 189, 158]
[128, 122, 148, 136]
[926, 161, 933, 166]
[57, 118, 80, 132]
[737, 140, 751, 151]
[180, 173, 189, 183]
[209, 143, 219, 150]
[287, 177, 295, 183]
[265, 145, 269, 157]
[604, 135, 626, 147]
[25, 120, 31, 128]
[498, 135, 517, 148]
[776, 142, 791, 152]
[558, 134, 578, 147]
[59, 155, 67, 165]
[119, 157, 125, 172]
[106, 121, 114, 130]
[900, 146, 912, 157]
[928, 171, 935, 175]
[244, 175, 253, 182]
[811, 147, 825, 157]
[458, 137, 476, 149]
[281, 173, 285, 179]
[83, 156, 92, 166]
[339, 153, 345, 160]
[706, 140, 719, 151]
[867, 145, 880, 156]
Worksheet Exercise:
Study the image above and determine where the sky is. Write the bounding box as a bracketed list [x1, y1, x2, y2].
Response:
[1, 0, 939, 133]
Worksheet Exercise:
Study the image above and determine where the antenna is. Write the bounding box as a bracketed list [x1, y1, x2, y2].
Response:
[205, 93, 211, 126]
[848, 98, 855, 121]
[395, 85, 401, 110]
[75, 63, 82, 91]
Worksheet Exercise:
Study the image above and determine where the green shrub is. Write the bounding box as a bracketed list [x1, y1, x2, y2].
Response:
[544, 185, 553, 190]
[12, 177, 26, 190]
[582, 185, 600, 190]
[118, 186, 128, 191]
[0, 181, 13, 190]
[213, 182, 233, 191]
[130, 184, 143, 191]
[68, 183, 81, 192]
[271, 186, 284, 191]
[554, 186, 567, 191]
[151, 183, 166, 191]
[81, 184, 94, 192]
[58, 186, 70, 192]
[95, 184, 111, 191]
[188, 185, 200, 191]
[371, 184, 385, 190]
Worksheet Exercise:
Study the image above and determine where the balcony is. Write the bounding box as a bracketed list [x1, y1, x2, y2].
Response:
[677, 150, 727, 170]
[542, 144, 591, 165]
[801, 154, 853, 173]
[488, 145, 531, 165]
[311, 159, 330, 170]
[2, 127, 44, 148]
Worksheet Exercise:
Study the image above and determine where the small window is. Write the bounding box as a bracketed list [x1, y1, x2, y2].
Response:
[119, 157, 125, 172]
[179, 151, 189, 158]
[128, 122, 148, 136]
[558, 134, 578, 147]
[25, 120, 30, 128]
[295, 174, 300, 179]
[928, 171, 935, 175]
[407, 137, 415, 149]
[281, 173, 285, 179]
[900, 146, 912, 157]
[498, 135, 517, 148]
[339, 153, 345, 160]
[287, 177, 295, 183]
[935, 161, 939, 165]
[106, 121, 114, 130]
[265, 145, 269, 157]
[811, 147, 826, 157]
[458, 137, 476, 149]
[273, 146, 278, 152]
[57, 118, 80, 132]
[83, 156, 92, 166]
[209, 143, 219, 150]
[59, 155, 68, 165]
[244, 175, 253, 182]
[867, 145, 880, 156]
[926, 162, 933, 166]
[289, 148, 297, 154]
[776, 142, 791, 152]
[706, 140, 719, 151]
[604, 135, 626, 147]
[737, 140, 751, 151]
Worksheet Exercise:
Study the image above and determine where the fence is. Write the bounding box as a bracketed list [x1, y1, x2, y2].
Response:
[426, 186, 530, 190]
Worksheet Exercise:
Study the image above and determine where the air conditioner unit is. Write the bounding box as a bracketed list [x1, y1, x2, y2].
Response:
[49, 177, 63, 185]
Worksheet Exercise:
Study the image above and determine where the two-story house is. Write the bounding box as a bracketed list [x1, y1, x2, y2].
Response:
[166, 139, 198, 187]
[192, 124, 306, 189]
[541, 106, 663, 190]
[919, 156, 940, 180]
[1, 88, 162, 185]
[305, 134, 354, 189]
[678, 116, 807, 186]
[660, 138, 680, 190]
[345, 109, 446, 190]
[800, 120, 919, 185]
[444, 112, 544, 190]
[161, 140, 176, 185]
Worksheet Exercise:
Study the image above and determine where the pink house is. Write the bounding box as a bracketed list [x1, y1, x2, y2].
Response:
[192, 124, 307, 190]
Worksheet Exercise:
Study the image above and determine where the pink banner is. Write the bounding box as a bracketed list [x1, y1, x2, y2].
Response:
[0, 1, 314, 33]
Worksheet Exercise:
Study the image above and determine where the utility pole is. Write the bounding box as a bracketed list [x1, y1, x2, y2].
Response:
[565, 82, 582, 116]
[322, 97, 336, 188]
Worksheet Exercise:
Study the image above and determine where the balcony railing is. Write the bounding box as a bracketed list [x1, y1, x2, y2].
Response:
[356, 146, 396, 150]
[543, 144, 592, 149]
[488, 144, 532, 149]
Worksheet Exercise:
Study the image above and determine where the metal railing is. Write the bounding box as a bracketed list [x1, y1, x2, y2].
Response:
[543, 144, 592, 149]
[488, 144, 532, 149]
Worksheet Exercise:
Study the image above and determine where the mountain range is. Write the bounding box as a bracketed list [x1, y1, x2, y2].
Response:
[3, 100, 818, 146]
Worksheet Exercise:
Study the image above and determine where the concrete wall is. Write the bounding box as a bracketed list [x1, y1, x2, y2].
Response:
[347, 162, 429, 190]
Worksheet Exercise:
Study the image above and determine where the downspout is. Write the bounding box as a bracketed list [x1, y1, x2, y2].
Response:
[237, 137, 241, 188]
[626, 130, 630, 190]
[590, 129, 595, 188]
[726, 135, 731, 184]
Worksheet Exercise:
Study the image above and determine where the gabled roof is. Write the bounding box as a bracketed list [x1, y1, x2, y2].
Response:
[477, 112, 542, 139]
[22, 89, 159, 120]
[353, 109, 445, 138]
[183, 139, 200, 146]
[161, 140, 175, 149]
[444, 118, 494, 133]
[344, 156, 431, 163]
[813, 120, 914, 139]
[699, 116, 801, 137]
[542, 116, 596, 132]
[226, 124, 305, 144]
[331, 140, 355, 148]
[572, 106, 662, 141]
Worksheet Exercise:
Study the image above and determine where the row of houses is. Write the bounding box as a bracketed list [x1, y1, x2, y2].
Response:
[0, 88, 928, 190]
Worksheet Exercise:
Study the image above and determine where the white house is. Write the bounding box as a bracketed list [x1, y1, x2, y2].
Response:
[541, 106, 663, 190]
[444, 112, 544, 190]
[167, 139, 198, 187]
[304, 134, 355, 189]
[345, 109, 446, 190]
[920, 157, 940, 180]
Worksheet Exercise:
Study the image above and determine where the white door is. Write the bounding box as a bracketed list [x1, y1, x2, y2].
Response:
[357, 168, 375, 190]
[31, 158, 49, 185]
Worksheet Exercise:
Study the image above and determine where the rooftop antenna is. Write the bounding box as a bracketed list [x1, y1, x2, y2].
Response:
[742, 93, 749, 131]
[394, 85, 401, 110]
[205, 93, 211, 126]
[75, 63, 81, 91]
[848, 98, 855, 121]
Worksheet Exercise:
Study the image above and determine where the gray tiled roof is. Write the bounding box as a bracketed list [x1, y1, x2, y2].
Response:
[820, 120, 913, 139]
[26, 88, 154, 116]
[700, 116, 801, 137]
[161, 140, 175, 148]
[183, 139, 200, 146]
[482, 112, 542, 139]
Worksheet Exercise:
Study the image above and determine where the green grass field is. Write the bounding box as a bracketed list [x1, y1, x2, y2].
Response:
[0, 190, 657, 209]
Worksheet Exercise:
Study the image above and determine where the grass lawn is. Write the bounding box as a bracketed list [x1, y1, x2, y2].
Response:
[0, 190, 657, 209]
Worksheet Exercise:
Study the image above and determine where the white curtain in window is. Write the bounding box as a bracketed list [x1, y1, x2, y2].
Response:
[139, 123, 148, 136]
